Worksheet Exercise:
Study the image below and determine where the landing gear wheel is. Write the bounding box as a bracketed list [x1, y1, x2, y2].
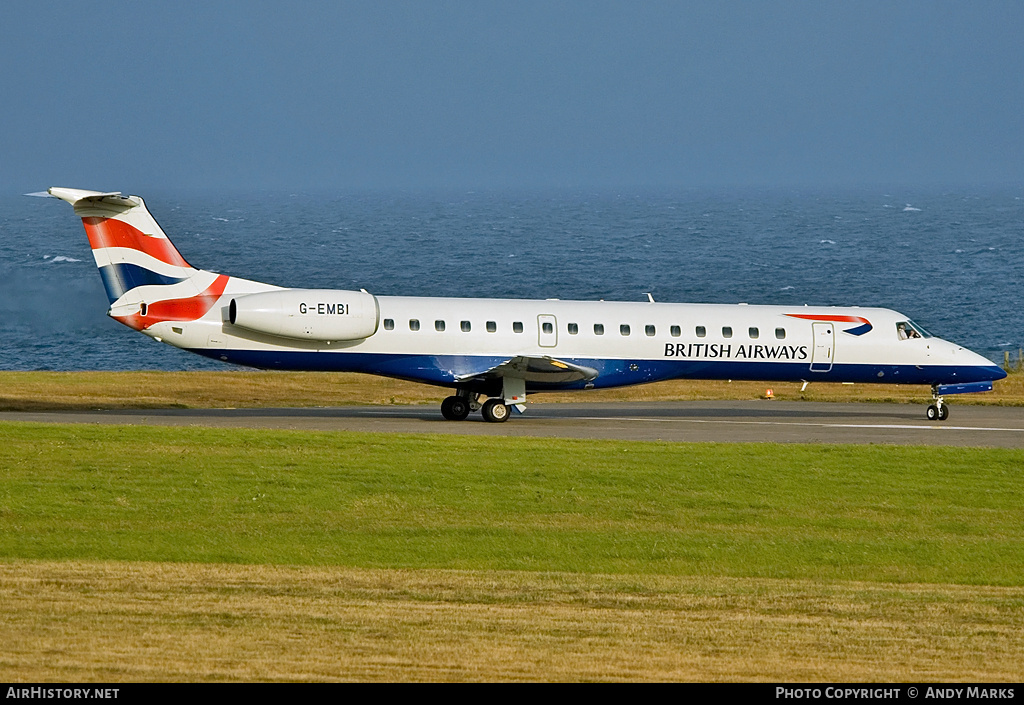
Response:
[927, 387, 951, 422]
[926, 404, 950, 421]
[481, 399, 510, 423]
[441, 395, 470, 421]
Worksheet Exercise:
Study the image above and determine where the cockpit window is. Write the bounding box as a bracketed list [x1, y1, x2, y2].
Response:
[909, 320, 932, 338]
[896, 320, 930, 340]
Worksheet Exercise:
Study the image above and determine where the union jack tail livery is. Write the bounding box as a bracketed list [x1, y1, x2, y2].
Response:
[47, 187, 1005, 423]
[48, 188, 232, 332]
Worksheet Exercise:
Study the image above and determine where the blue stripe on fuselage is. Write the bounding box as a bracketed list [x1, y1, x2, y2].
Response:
[188, 349, 1007, 390]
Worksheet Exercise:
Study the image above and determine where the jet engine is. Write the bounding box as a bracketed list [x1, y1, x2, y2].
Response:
[229, 289, 379, 341]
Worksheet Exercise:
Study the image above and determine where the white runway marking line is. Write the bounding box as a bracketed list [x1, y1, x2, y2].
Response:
[571, 417, 1024, 433]
[354, 409, 1024, 433]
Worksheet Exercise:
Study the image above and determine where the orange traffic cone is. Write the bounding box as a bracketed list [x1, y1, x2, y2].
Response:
[765, 389, 774, 399]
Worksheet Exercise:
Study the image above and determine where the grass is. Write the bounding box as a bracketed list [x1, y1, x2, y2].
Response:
[1, 369, 1023, 411]
[3, 561, 1022, 682]
[3, 421, 1023, 681]
[2, 423, 1024, 583]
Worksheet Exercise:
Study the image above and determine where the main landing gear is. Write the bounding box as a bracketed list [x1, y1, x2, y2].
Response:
[440, 395, 472, 421]
[926, 386, 949, 421]
[440, 390, 514, 423]
[480, 398, 510, 423]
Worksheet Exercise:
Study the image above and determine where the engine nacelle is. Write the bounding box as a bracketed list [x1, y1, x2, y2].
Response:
[229, 289, 379, 341]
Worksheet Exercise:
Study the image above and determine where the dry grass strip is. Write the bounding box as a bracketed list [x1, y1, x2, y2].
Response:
[1, 561, 1022, 682]
[1, 370, 1023, 411]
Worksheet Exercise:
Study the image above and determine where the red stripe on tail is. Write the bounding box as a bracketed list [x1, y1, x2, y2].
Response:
[82, 217, 192, 268]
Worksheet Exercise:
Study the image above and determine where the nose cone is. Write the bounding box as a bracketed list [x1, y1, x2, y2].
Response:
[966, 348, 1007, 382]
[985, 364, 1009, 382]
[938, 339, 1008, 383]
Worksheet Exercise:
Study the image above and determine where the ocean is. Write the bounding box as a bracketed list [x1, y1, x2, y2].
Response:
[2, 186, 1021, 370]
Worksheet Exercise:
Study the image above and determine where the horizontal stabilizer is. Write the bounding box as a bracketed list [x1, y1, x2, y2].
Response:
[48, 188, 146, 220]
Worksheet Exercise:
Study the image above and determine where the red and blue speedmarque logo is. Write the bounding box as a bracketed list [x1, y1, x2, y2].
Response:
[785, 313, 873, 336]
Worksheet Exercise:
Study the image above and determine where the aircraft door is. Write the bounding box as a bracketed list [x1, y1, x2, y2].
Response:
[810, 322, 834, 372]
[538, 314, 557, 348]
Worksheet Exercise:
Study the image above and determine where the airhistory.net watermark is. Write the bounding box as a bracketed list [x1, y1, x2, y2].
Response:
[6, 689, 118, 700]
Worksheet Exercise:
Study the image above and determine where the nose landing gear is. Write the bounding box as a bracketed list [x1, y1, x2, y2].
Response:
[926, 387, 949, 421]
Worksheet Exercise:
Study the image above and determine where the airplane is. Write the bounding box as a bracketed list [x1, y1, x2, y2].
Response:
[47, 187, 1006, 422]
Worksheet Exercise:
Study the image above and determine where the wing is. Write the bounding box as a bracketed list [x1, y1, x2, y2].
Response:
[456, 355, 598, 385]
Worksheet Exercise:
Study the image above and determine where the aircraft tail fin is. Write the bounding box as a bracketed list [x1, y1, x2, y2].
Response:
[48, 187, 199, 305]
[49, 187, 228, 332]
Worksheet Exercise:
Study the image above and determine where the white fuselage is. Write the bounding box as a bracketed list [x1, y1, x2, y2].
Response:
[142, 273, 1003, 392]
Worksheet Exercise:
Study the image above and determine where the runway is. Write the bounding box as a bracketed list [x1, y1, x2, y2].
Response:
[5, 400, 1024, 447]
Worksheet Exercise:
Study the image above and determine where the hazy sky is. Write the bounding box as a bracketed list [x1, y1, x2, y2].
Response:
[3, 1, 1023, 192]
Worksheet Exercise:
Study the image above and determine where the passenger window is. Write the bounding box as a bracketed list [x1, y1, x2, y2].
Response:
[696, 326, 706, 338]
[513, 321, 524, 333]
[749, 327, 759, 339]
[645, 325, 656, 337]
[568, 323, 578, 335]
[409, 319, 420, 331]
[620, 324, 631, 336]
[486, 321, 496, 333]
[461, 321, 471, 332]
[542, 322, 553, 334]
[383, 319, 394, 330]
[670, 325, 680, 337]
[435, 320, 445, 332]
[594, 323, 604, 335]
[722, 326, 733, 338]
[775, 327, 786, 340]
